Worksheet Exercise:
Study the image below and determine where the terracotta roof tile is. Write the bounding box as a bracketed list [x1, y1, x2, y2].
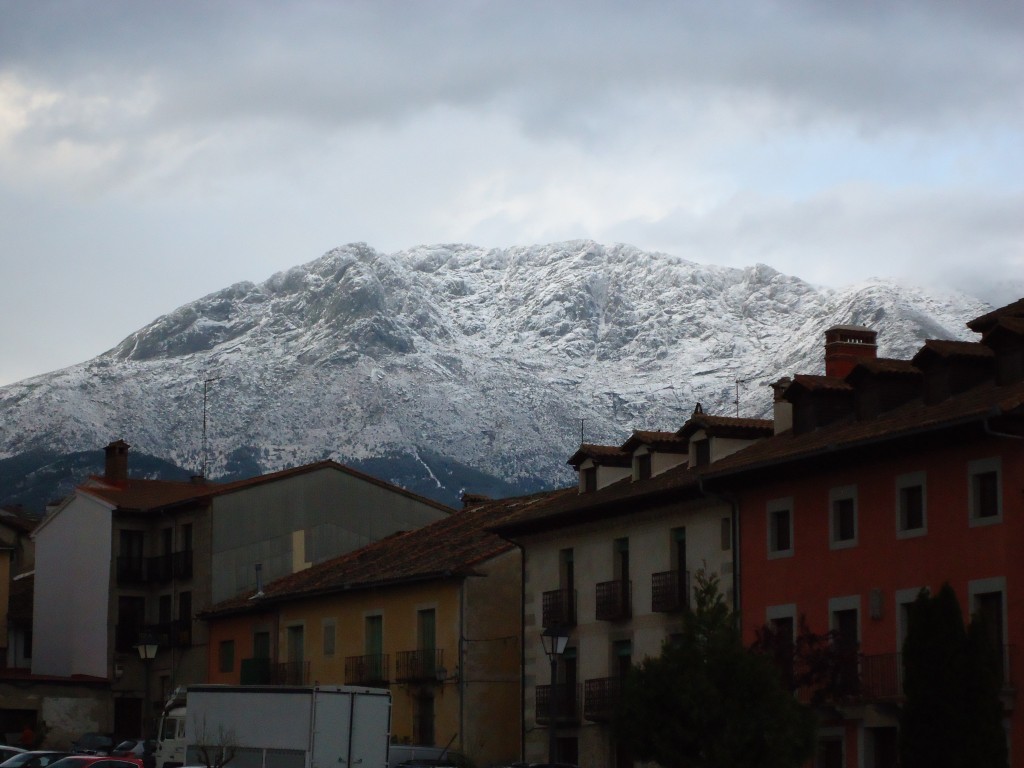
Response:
[787, 374, 854, 393]
[567, 444, 631, 467]
[677, 413, 775, 440]
[849, 358, 921, 377]
[620, 431, 689, 453]
[967, 298, 1024, 333]
[78, 477, 217, 511]
[201, 487, 574, 617]
[913, 339, 994, 362]
[705, 377, 1024, 480]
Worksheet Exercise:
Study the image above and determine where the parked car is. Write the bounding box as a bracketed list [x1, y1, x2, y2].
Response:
[69, 735, 113, 756]
[108, 742, 153, 768]
[0, 749, 25, 764]
[0, 751, 70, 767]
[48, 757, 144, 768]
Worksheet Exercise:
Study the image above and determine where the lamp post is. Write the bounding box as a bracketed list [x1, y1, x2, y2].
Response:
[541, 626, 569, 764]
[135, 633, 159, 737]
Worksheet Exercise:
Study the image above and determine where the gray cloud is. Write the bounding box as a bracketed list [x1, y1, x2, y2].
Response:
[0, 0, 1021, 384]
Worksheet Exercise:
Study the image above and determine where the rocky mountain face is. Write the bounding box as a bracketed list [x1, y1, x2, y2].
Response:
[0, 241, 990, 509]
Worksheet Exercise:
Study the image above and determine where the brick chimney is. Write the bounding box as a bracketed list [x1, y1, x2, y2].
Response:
[825, 325, 877, 379]
[104, 439, 130, 482]
[771, 377, 793, 434]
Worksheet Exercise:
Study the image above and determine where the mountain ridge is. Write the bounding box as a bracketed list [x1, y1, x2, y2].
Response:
[0, 241, 990, 509]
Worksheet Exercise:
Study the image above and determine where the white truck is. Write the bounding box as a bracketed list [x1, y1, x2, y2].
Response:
[154, 684, 392, 768]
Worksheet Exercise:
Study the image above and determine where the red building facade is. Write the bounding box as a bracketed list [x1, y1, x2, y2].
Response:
[708, 299, 1024, 767]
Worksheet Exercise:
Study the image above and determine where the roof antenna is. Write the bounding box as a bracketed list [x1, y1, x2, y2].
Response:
[734, 379, 748, 417]
[580, 418, 585, 446]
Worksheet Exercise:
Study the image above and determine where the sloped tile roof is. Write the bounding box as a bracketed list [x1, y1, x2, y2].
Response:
[621, 431, 689, 453]
[849, 358, 922, 377]
[78, 477, 218, 512]
[566, 444, 631, 467]
[913, 339, 994, 362]
[703, 377, 1024, 481]
[967, 298, 1024, 333]
[490, 461, 704, 537]
[77, 460, 452, 515]
[786, 374, 853, 393]
[676, 413, 775, 439]
[200, 487, 574, 617]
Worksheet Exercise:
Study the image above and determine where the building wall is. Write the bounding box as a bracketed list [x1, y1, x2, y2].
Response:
[460, 549, 522, 765]
[32, 494, 112, 678]
[210, 468, 449, 603]
[737, 434, 1024, 766]
[520, 495, 733, 768]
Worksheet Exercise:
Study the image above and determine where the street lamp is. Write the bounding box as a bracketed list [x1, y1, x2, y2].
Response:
[541, 626, 570, 764]
[135, 632, 159, 737]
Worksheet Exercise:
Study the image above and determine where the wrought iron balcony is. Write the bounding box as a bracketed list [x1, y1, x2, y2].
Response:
[542, 588, 576, 628]
[345, 654, 390, 686]
[595, 580, 631, 621]
[395, 648, 445, 683]
[584, 676, 622, 721]
[116, 556, 146, 585]
[651, 569, 690, 613]
[274, 661, 310, 685]
[535, 683, 582, 724]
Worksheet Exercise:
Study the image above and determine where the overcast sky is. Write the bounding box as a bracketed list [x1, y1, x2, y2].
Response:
[1, 1, 1021, 386]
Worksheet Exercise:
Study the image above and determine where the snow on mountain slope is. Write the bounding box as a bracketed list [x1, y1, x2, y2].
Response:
[0, 241, 990, 493]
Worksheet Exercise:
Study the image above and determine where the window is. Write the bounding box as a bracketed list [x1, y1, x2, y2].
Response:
[829, 596, 860, 694]
[829, 486, 857, 549]
[635, 452, 652, 481]
[720, 517, 731, 551]
[767, 498, 794, 558]
[895, 587, 926, 650]
[896, 472, 927, 537]
[181, 523, 193, 552]
[582, 466, 597, 493]
[417, 609, 436, 653]
[218, 640, 235, 673]
[970, 577, 1007, 680]
[969, 458, 1002, 525]
[614, 538, 630, 582]
[253, 630, 271, 659]
[694, 439, 711, 467]
[322, 620, 336, 657]
[158, 594, 172, 624]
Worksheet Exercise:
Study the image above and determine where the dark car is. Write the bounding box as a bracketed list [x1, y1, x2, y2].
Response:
[0, 752, 71, 767]
[48, 757, 144, 768]
[69, 735, 113, 756]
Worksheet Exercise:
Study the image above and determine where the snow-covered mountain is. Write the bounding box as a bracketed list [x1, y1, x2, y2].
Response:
[0, 241, 991, 504]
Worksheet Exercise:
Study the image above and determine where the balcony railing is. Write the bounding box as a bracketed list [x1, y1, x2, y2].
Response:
[535, 683, 582, 724]
[345, 654, 390, 686]
[116, 556, 146, 585]
[274, 661, 310, 685]
[240, 657, 273, 685]
[542, 588, 577, 628]
[651, 570, 690, 613]
[595, 580, 631, 621]
[584, 676, 622, 721]
[859, 653, 901, 700]
[395, 649, 445, 683]
[117, 551, 193, 585]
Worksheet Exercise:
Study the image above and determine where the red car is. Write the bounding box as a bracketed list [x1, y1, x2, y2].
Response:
[47, 758, 144, 768]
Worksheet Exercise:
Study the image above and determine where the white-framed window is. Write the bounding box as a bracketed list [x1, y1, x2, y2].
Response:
[968, 457, 1002, 525]
[829, 485, 858, 549]
[767, 497, 794, 558]
[322, 618, 337, 657]
[766, 603, 797, 642]
[969, 576, 1007, 680]
[896, 471, 927, 538]
[815, 726, 845, 768]
[895, 586, 928, 650]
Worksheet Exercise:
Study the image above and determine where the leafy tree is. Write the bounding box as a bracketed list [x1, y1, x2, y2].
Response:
[752, 617, 861, 705]
[611, 571, 817, 768]
[900, 584, 1007, 768]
